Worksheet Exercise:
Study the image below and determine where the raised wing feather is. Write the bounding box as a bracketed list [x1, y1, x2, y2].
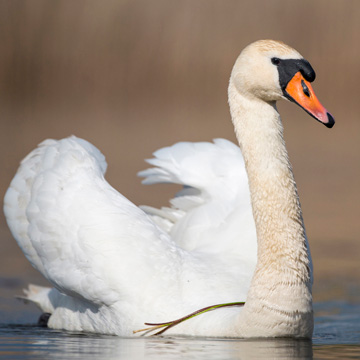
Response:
[4, 136, 183, 307]
[138, 139, 257, 261]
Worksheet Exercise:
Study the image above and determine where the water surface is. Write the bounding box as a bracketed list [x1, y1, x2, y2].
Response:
[1, 298, 359, 359]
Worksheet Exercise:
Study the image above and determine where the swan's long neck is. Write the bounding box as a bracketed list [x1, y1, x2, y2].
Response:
[228, 81, 313, 337]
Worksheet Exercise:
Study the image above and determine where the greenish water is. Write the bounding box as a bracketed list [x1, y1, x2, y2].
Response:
[0, 299, 359, 359]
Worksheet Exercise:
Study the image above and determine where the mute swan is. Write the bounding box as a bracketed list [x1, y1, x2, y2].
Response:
[4, 40, 334, 338]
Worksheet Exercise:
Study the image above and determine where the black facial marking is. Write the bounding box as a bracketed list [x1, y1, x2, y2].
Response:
[301, 79, 310, 97]
[272, 58, 316, 95]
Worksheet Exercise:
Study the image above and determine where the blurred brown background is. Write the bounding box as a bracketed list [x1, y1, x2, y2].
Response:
[0, 0, 359, 309]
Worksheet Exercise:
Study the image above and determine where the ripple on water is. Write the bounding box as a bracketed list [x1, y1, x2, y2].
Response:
[0, 300, 359, 359]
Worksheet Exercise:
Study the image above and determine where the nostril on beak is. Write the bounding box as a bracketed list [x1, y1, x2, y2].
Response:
[301, 80, 310, 98]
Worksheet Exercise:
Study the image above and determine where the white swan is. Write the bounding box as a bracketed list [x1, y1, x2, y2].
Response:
[4, 40, 334, 338]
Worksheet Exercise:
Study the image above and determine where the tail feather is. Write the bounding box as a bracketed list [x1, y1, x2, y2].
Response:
[16, 284, 55, 313]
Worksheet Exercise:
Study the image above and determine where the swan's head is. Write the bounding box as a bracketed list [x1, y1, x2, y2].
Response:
[230, 40, 334, 128]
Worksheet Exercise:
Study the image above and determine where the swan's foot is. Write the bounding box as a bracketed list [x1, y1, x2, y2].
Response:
[134, 301, 245, 336]
[37, 312, 51, 327]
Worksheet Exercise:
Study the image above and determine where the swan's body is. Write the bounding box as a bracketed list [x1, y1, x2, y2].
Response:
[4, 40, 334, 338]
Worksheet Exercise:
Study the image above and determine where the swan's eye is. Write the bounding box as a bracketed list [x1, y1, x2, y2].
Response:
[271, 57, 281, 66]
[301, 79, 310, 97]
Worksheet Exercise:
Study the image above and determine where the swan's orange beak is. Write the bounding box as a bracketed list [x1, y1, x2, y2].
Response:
[285, 72, 335, 128]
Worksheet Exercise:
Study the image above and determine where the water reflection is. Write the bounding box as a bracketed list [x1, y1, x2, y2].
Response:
[1, 326, 313, 360]
[1, 298, 360, 359]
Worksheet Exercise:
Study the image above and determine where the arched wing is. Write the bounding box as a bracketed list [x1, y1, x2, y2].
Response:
[4, 137, 183, 307]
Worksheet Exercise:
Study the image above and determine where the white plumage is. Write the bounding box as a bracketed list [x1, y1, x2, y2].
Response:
[4, 40, 334, 338]
[5, 136, 256, 335]
[138, 139, 257, 258]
